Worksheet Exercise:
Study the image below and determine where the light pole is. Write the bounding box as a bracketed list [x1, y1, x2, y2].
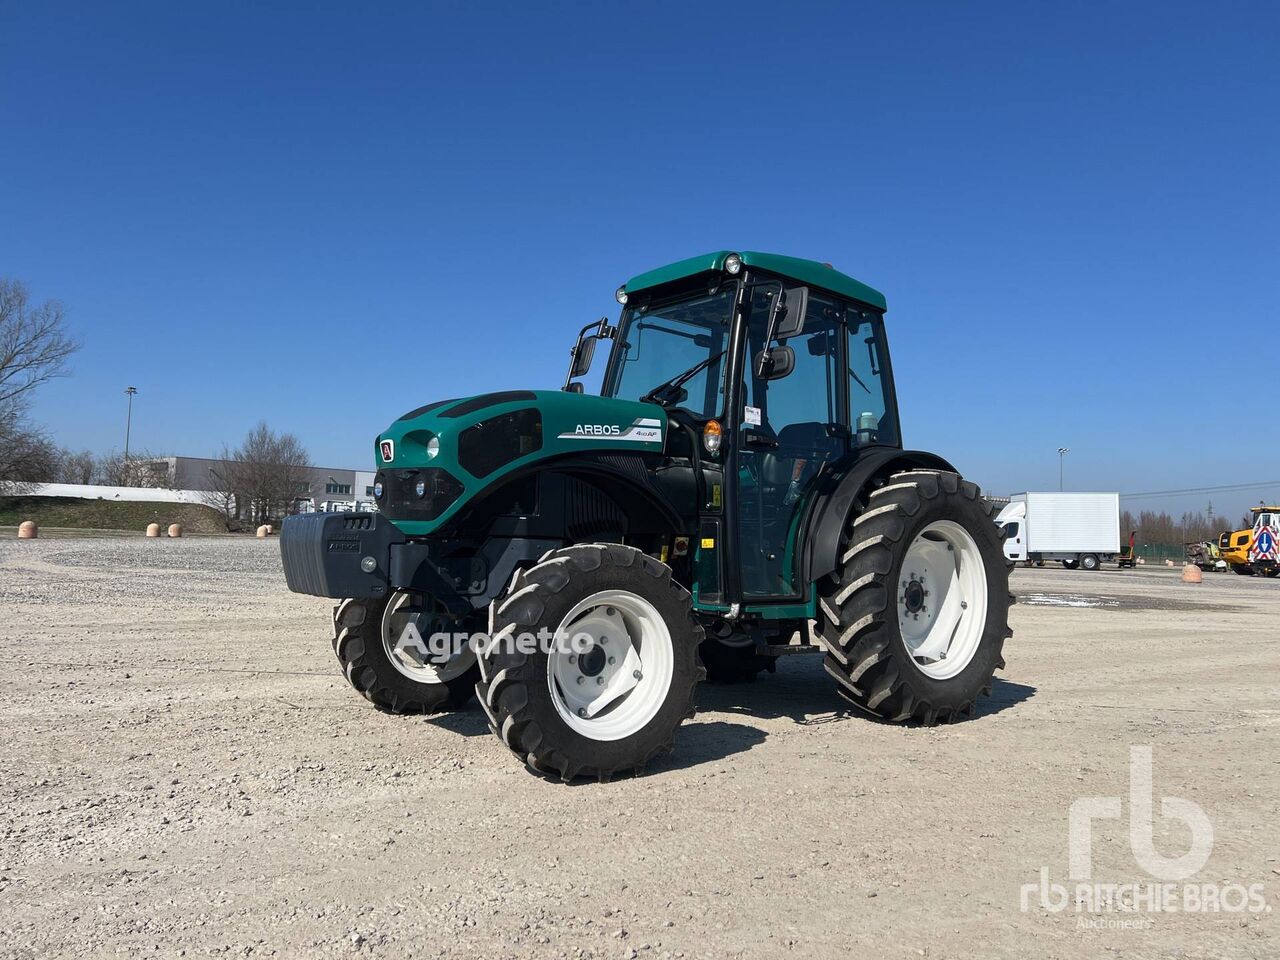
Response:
[1057, 447, 1070, 491]
[124, 387, 138, 459]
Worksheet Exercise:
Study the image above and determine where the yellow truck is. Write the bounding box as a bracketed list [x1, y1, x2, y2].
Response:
[1219, 505, 1280, 576]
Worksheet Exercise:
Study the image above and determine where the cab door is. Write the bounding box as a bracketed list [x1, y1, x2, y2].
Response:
[734, 288, 846, 600]
[1002, 520, 1026, 561]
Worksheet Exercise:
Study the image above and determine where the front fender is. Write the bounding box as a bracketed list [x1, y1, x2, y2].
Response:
[800, 448, 959, 585]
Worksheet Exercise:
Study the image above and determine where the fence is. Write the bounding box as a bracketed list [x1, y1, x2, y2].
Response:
[1133, 543, 1187, 563]
[1, 481, 212, 504]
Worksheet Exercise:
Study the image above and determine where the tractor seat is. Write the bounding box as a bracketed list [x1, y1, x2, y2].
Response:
[758, 422, 839, 487]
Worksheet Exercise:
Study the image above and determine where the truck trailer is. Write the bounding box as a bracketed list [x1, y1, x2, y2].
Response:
[996, 492, 1121, 570]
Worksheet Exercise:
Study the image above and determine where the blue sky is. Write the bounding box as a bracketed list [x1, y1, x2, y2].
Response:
[2, 1, 1277, 520]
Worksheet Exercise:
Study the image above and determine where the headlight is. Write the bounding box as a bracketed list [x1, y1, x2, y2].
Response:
[415, 479, 427, 498]
[373, 481, 383, 498]
[615, 284, 628, 304]
[702, 419, 722, 454]
[426, 437, 440, 459]
[724, 253, 742, 275]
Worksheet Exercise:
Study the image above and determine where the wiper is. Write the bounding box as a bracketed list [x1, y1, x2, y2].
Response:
[642, 351, 725, 406]
[849, 365, 872, 395]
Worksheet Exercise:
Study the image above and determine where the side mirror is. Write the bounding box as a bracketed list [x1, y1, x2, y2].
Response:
[773, 285, 808, 340]
[564, 381, 584, 394]
[569, 336, 596, 378]
[754, 345, 795, 381]
[563, 317, 611, 390]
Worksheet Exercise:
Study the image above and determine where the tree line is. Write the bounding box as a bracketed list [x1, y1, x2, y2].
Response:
[1119, 507, 1258, 548]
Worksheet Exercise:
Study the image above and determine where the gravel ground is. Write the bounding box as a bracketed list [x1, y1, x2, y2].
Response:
[1, 538, 1276, 959]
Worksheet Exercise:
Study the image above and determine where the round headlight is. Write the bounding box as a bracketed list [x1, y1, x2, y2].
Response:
[615, 285, 628, 305]
[426, 437, 440, 459]
[373, 481, 383, 498]
[702, 419, 723, 454]
[415, 479, 427, 498]
[360, 556, 377, 573]
[724, 253, 742, 275]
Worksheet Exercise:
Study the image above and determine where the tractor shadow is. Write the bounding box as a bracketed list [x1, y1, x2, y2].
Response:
[425, 702, 771, 772]
[646, 720, 769, 775]
[697, 654, 1036, 726]
[424, 709, 491, 737]
[419, 659, 1036, 775]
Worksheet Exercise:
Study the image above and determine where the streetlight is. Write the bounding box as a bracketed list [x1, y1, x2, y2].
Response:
[124, 387, 138, 459]
[1057, 447, 1070, 491]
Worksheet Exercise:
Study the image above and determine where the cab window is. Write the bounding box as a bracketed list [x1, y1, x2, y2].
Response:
[846, 305, 898, 446]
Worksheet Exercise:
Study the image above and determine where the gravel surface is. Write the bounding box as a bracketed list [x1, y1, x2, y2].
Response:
[1, 539, 1276, 959]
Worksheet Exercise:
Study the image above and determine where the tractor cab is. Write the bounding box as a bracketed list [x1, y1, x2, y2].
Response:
[566, 251, 902, 610]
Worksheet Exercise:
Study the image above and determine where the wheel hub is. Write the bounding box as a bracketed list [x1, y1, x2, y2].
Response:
[381, 591, 476, 684]
[577, 643, 607, 677]
[902, 576, 928, 615]
[896, 521, 989, 681]
[548, 590, 675, 740]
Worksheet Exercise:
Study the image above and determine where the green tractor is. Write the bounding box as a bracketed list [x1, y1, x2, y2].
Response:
[280, 251, 1011, 780]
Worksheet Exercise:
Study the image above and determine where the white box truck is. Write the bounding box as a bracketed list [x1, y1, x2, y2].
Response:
[995, 492, 1121, 571]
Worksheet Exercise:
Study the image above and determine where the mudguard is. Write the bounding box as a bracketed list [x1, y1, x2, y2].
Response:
[800, 447, 959, 585]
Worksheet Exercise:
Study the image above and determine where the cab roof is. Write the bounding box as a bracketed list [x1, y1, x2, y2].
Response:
[623, 250, 887, 311]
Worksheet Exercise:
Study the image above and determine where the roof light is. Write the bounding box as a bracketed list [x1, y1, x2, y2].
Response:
[703, 419, 723, 454]
[615, 285, 628, 304]
[724, 253, 742, 275]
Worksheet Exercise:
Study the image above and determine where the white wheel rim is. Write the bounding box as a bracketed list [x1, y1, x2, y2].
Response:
[381, 591, 476, 684]
[547, 589, 674, 741]
[897, 520, 988, 680]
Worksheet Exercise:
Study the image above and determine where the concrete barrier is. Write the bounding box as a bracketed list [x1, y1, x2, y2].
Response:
[146, 523, 161, 538]
[1181, 564, 1203, 584]
[18, 520, 38, 539]
[167, 523, 183, 538]
[256, 525, 269, 539]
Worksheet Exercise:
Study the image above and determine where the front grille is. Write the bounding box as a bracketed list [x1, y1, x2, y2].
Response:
[375, 467, 464, 521]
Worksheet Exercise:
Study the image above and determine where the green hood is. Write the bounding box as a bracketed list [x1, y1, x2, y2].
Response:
[375, 390, 668, 535]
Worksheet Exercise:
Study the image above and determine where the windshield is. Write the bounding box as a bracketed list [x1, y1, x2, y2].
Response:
[605, 286, 735, 417]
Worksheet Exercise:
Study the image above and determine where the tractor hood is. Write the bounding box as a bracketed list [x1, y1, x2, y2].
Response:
[373, 390, 667, 535]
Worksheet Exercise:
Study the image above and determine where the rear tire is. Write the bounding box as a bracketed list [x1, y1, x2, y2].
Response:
[476, 544, 703, 781]
[1062, 558, 1079, 570]
[815, 470, 1010, 724]
[333, 594, 479, 714]
[1080, 553, 1100, 571]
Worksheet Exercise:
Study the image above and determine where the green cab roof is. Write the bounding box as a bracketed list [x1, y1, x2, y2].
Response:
[623, 250, 887, 311]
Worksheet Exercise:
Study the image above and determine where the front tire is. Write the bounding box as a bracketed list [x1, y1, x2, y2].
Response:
[815, 470, 1010, 724]
[476, 544, 703, 781]
[333, 593, 480, 713]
